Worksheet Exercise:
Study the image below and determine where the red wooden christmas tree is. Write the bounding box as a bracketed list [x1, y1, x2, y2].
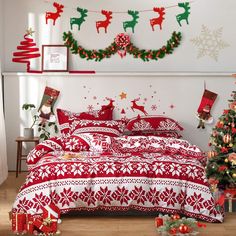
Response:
[12, 28, 41, 73]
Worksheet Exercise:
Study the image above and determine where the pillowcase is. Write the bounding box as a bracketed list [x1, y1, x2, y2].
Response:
[57, 107, 113, 135]
[126, 115, 184, 132]
[111, 136, 155, 153]
[125, 130, 182, 139]
[74, 133, 112, 152]
[70, 119, 125, 137]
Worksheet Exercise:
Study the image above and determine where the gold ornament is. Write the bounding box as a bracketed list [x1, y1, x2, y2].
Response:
[229, 143, 233, 147]
[232, 173, 236, 178]
[207, 151, 217, 158]
[223, 134, 232, 143]
[225, 158, 229, 163]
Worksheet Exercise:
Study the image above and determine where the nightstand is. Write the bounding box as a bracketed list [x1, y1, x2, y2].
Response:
[15, 137, 40, 177]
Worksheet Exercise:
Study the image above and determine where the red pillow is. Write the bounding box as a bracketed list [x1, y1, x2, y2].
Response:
[70, 120, 125, 137]
[126, 115, 183, 132]
[57, 108, 113, 135]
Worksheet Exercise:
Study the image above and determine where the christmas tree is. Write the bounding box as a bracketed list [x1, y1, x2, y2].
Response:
[206, 91, 236, 191]
[12, 28, 41, 73]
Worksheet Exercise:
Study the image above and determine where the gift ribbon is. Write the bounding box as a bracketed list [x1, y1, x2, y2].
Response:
[44, 205, 59, 218]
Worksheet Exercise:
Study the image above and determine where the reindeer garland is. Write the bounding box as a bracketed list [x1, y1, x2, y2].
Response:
[123, 10, 139, 33]
[150, 7, 165, 31]
[45, 2, 64, 26]
[96, 10, 113, 33]
[176, 2, 191, 27]
[70, 7, 88, 30]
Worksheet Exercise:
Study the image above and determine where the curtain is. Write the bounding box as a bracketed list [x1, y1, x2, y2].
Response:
[0, 70, 8, 185]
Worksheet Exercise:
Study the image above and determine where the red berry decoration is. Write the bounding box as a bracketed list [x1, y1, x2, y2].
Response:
[178, 224, 190, 234]
[154, 217, 163, 227]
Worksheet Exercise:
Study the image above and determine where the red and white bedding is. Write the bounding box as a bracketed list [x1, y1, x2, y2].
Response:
[12, 134, 223, 222]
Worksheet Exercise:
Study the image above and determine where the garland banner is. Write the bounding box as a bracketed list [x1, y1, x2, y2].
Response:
[63, 31, 182, 62]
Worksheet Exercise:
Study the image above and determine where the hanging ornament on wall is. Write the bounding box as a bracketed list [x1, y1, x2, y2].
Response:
[96, 10, 113, 33]
[176, 2, 190, 27]
[150, 7, 165, 31]
[223, 134, 232, 144]
[12, 29, 41, 73]
[123, 10, 139, 33]
[45, 2, 64, 26]
[70, 7, 88, 30]
[63, 31, 182, 61]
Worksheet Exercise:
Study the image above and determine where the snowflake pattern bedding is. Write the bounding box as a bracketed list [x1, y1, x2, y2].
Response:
[12, 134, 223, 222]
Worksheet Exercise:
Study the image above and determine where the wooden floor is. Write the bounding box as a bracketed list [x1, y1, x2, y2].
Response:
[1, 172, 236, 236]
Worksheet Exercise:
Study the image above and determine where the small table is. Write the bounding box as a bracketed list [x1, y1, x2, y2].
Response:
[15, 137, 39, 177]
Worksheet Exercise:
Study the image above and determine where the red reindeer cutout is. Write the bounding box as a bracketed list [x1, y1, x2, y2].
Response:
[131, 98, 148, 115]
[96, 10, 113, 33]
[101, 97, 115, 110]
[150, 7, 165, 31]
[45, 2, 64, 26]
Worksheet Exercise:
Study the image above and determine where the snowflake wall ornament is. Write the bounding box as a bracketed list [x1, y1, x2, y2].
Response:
[191, 25, 229, 61]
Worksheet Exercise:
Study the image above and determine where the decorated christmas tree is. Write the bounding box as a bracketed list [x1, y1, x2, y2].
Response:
[206, 91, 236, 191]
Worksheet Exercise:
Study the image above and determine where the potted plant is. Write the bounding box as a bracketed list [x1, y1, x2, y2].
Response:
[22, 103, 58, 140]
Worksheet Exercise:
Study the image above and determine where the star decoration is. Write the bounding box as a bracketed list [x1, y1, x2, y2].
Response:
[191, 25, 229, 61]
[119, 92, 127, 100]
[26, 28, 35, 36]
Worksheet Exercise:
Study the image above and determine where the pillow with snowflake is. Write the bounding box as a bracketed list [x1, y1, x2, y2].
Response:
[110, 136, 163, 153]
[73, 133, 112, 152]
[57, 107, 113, 135]
[126, 115, 184, 133]
[70, 120, 125, 137]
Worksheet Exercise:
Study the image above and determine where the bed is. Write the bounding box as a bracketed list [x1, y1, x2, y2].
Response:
[12, 109, 224, 223]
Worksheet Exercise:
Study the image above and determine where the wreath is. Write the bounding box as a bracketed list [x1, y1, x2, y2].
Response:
[63, 31, 182, 62]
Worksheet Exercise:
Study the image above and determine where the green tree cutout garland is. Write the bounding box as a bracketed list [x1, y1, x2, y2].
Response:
[63, 31, 182, 61]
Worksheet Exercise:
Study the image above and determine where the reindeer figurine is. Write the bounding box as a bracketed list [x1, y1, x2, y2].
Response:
[150, 7, 165, 31]
[123, 10, 139, 33]
[70, 7, 88, 30]
[45, 2, 64, 26]
[176, 2, 190, 27]
[101, 97, 115, 110]
[96, 10, 113, 33]
[130, 98, 148, 116]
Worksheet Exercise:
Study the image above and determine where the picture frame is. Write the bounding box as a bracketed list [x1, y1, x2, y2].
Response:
[42, 45, 69, 72]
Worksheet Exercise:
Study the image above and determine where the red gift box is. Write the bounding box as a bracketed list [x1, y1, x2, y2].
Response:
[41, 203, 60, 233]
[12, 212, 27, 234]
[33, 218, 53, 234]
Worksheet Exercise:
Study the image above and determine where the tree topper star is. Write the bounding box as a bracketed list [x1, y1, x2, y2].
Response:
[119, 92, 127, 100]
[26, 28, 35, 36]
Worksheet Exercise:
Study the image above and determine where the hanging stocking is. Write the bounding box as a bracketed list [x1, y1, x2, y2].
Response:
[196, 89, 218, 129]
[38, 86, 60, 122]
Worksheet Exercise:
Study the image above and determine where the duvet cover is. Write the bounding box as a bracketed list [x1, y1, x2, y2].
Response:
[12, 134, 224, 222]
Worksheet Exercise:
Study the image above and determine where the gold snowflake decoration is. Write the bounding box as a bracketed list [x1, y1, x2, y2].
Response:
[191, 25, 229, 61]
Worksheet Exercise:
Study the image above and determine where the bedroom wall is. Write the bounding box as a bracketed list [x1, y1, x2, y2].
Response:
[1, 0, 236, 170]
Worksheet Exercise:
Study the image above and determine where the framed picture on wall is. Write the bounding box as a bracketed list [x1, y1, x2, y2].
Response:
[42, 45, 69, 72]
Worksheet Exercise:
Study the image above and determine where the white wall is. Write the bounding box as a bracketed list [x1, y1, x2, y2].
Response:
[1, 0, 236, 170]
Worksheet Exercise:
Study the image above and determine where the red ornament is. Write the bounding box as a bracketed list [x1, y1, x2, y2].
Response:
[154, 217, 163, 227]
[223, 134, 232, 143]
[169, 227, 178, 235]
[216, 122, 224, 129]
[223, 109, 229, 114]
[218, 165, 228, 172]
[232, 127, 236, 133]
[221, 147, 229, 153]
[178, 224, 190, 234]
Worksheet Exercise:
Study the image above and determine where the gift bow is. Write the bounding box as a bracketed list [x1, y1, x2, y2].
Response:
[115, 33, 130, 58]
